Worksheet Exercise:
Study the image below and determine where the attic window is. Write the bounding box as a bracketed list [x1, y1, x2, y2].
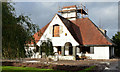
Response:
[53, 24, 60, 37]
[65, 33, 67, 36]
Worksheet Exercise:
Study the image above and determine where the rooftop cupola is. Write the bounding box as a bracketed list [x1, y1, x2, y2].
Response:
[58, 4, 88, 20]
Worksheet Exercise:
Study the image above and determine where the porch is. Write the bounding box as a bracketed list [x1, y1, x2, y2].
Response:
[53, 42, 77, 60]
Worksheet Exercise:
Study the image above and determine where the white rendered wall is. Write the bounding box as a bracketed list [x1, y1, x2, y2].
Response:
[69, 18, 76, 20]
[26, 14, 79, 58]
[92, 46, 110, 59]
[62, 7, 76, 11]
[62, 7, 77, 20]
[37, 14, 79, 47]
[77, 46, 110, 59]
[62, 12, 76, 18]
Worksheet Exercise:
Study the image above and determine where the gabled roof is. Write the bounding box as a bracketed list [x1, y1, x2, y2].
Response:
[71, 18, 113, 46]
[30, 14, 113, 46]
[30, 23, 50, 44]
[57, 14, 82, 44]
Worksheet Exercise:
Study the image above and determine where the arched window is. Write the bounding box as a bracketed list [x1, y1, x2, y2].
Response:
[53, 24, 60, 37]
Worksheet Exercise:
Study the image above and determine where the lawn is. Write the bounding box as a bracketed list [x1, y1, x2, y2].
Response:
[1, 66, 95, 72]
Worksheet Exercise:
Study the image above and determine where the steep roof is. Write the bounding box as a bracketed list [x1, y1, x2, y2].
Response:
[57, 14, 82, 44]
[30, 14, 113, 46]
[30, 23, 50, 44]
[71, 18, 113, 46]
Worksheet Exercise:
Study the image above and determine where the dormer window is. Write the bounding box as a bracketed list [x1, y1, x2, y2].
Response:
[53, 24, 60, 37]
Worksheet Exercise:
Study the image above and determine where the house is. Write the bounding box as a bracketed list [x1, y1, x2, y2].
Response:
[25, 5, 114, 60]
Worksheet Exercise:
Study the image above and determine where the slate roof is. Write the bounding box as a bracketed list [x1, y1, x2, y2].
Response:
[30, 14, 113, 46]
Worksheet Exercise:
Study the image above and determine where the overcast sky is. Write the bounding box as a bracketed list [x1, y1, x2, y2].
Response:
[13, 2, 118, 38]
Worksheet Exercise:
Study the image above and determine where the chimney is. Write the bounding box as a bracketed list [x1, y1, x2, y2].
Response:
[58, 5, 88, 21]
[105, 30, 107, 37]
[99, 28, 107, 36]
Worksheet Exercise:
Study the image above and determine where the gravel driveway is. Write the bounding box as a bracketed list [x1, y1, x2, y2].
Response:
[2, 58, 120, 71]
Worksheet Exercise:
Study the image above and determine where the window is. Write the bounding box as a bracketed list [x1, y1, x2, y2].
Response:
[80, 46, 94, 54]
[90, 47, 94, 54]
[65, 33, 67, 36]
[53, 24, 60, 37]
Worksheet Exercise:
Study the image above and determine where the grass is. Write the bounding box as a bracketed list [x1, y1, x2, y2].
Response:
[79, 66, 96, 72]
[84, 66, 95, 70]
[2, 66, 54, 72]
[1, 66, 95, 72]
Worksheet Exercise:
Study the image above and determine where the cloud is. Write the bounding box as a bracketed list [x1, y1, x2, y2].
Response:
[40, 2, 56, 7]
[10, 0, 120, 2]
[84, 2, 118, 38]
[13, 2, 118, 38]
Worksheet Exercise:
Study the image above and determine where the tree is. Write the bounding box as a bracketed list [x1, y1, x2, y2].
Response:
[112, 32, 120, 57]
[47, 39, 54, 56]
[2, 2, 39, 59]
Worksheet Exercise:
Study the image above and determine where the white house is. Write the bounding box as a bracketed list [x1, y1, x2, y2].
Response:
[26, 5, 114, 60]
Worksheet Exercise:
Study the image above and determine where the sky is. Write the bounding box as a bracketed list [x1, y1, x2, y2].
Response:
[13, 2, 118, 38]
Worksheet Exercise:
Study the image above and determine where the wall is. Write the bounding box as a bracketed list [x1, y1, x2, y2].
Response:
[37, 14, 79, 47]
[26, 14, 79, 58]
[62, 7, 76, 11]
[61, 7, 77, 20]
[92, 46, 110, 59]
[62, 12, 76, 18]
[77, 46, 110, 59]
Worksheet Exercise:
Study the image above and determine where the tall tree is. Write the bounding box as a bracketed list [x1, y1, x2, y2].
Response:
[112, 32, 120, 57]
[2, 2, 39, 59]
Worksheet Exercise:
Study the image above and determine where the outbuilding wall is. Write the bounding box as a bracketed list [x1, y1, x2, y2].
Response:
[92, 46, 110, 59]
[77, 46, 110, 59]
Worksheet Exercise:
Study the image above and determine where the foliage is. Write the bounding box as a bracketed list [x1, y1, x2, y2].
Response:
[2, 66, 95, 72]
[26, 48, 33, 58]
[112, 32, 120, 57]
[40, 38, 54, 57]
[82, 66, 95, 71]
[46, 38, 54, 56]
[2, 2, 39, 59]
[2, 66, 53, 72]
